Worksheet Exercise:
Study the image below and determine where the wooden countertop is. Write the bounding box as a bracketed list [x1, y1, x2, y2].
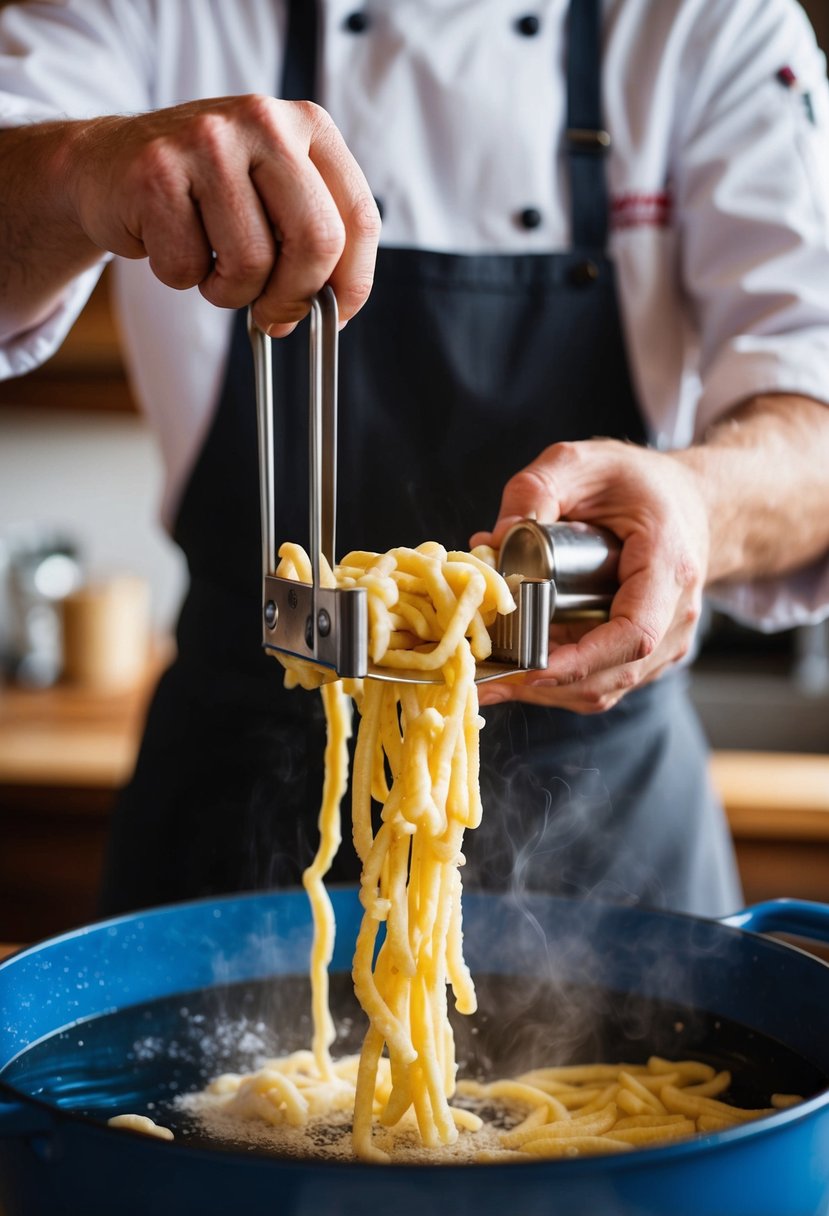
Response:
[710, 750, 829, 841]
[1, 656, 829, 840]
[0, 645, 170, 789]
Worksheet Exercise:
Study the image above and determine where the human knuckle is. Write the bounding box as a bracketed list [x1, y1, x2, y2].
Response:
[339, 272, 376, 315]
[203, 278, 252, 310]
[297, 209, 346, 262]
[511, 464, 556, 501]
[152, 250, 205, 290]
[134, 139, 181, 196]
[236, 92, 277, 129]
[260, 295, 313, 325]
[234, 94, 299, 154]
[632, 621, 659, 662]
[198, 278, 226, 308]
[231, 242, 274, 283]
[542, 440, 583, 472]
[565, 657, 591, 686]
[511, 441, 584, 503]
[674, 551, 702, 591]
[615, 665, 638, 691]
[682, 597, 702, 628]
[298, 99, 334, 133]
[274, 98, 334, 144]
[188, 111, 233, 159]
[583, 688, 614, 714]
[350, 193, 383, 242]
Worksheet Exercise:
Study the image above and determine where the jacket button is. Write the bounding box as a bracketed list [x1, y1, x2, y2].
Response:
[344, 11, 370, 33]
[568, 259, 600, 285]
[515, 14, 541, 36]
[518, 207, 542, 230]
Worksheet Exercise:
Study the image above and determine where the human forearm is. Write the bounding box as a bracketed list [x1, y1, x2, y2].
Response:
[0, 122, 103, 339]
[673, 394, 829, 587]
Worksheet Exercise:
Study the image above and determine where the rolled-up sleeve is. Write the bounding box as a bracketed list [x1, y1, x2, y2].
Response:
[0, 0, 154, 377]
[674, 0, 829, 628]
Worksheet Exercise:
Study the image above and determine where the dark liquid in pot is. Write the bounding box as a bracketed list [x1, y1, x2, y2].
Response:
[2, 973, 825, 1158]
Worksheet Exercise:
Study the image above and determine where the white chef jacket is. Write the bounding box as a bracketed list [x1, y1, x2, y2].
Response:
[1, 0, 829, 629]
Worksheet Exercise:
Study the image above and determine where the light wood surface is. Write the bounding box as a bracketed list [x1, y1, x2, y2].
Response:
[2, 664, 828, 834]
[2, 656, 829, 936]
[710, 750, 829, 840]
[0, 643, 170, 789]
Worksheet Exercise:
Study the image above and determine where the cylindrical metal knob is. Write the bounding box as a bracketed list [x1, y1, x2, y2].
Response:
[498, 520, 620, 621]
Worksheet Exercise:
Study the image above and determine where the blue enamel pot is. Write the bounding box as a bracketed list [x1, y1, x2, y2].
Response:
[1, 890, 828, 1216]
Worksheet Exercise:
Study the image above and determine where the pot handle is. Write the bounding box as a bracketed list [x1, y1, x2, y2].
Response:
[0, 1096, 54, 1138]
[720, 898, 829, 944]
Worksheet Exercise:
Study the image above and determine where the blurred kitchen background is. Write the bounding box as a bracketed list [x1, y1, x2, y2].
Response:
[1, 0, 828, 945]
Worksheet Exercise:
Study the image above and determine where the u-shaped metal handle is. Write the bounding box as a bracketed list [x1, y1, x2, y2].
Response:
[248, 290, 368, 679]
[249, 286, 339, 591]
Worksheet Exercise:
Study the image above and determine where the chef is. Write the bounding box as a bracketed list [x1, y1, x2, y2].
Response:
[1, 0, 829, 918]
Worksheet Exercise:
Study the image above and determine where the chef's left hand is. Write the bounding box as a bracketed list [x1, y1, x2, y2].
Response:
[470, 439, 710, 712]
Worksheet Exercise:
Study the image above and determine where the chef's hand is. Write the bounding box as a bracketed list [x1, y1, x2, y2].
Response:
[64, 96, 381, 335]
[470, 439, 710, 712]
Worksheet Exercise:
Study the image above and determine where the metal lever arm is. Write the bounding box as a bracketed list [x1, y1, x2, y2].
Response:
[249, 290, 367, 679]
[249, 308, 275, 582]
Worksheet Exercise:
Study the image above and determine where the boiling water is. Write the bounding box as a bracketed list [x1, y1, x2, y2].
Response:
[1, 973, 825, 1160]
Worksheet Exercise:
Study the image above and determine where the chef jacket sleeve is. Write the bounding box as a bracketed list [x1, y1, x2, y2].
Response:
[675, 0, 829, 629]
[0, 0, 154, 379]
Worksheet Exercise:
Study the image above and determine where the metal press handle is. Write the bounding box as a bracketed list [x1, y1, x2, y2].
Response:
[309, 286, 339, 587]
[248, 286, 339, 589]
[248, 309, 275, 583]
[249, 290, 367, 679]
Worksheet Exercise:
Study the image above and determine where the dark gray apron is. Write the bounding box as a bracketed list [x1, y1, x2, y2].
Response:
[100, 0, 741, 918]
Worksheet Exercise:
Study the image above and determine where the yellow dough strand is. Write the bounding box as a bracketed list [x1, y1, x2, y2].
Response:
[194, 541, 801, 1162]
[302, 680, 351, 1079]
[280, 541, 503, 1157]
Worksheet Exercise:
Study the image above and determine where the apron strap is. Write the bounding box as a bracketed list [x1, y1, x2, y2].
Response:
[282, 0, 318, 101]
[281, 0, 610, 254]
[566, 0, 611, 251]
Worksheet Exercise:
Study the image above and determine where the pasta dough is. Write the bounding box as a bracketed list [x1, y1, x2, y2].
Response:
[107, 1113, 174, 1141]
[196, 541, 799, 1162]
[267, 540, 512, 1161]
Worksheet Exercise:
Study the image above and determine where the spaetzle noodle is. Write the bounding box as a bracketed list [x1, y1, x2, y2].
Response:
[199, 541, 800, 1161]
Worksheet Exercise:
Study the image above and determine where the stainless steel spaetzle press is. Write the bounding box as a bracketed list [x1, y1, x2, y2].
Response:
[250, 287, 620, 683]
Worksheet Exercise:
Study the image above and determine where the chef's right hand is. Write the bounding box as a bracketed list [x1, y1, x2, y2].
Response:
[65, 96, 381, 335]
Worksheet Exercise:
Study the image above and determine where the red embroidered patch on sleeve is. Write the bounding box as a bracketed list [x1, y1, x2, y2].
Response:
[610, 192, 673, 230]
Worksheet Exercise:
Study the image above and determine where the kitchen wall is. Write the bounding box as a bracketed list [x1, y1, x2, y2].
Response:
[0, 406, 186, 635]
